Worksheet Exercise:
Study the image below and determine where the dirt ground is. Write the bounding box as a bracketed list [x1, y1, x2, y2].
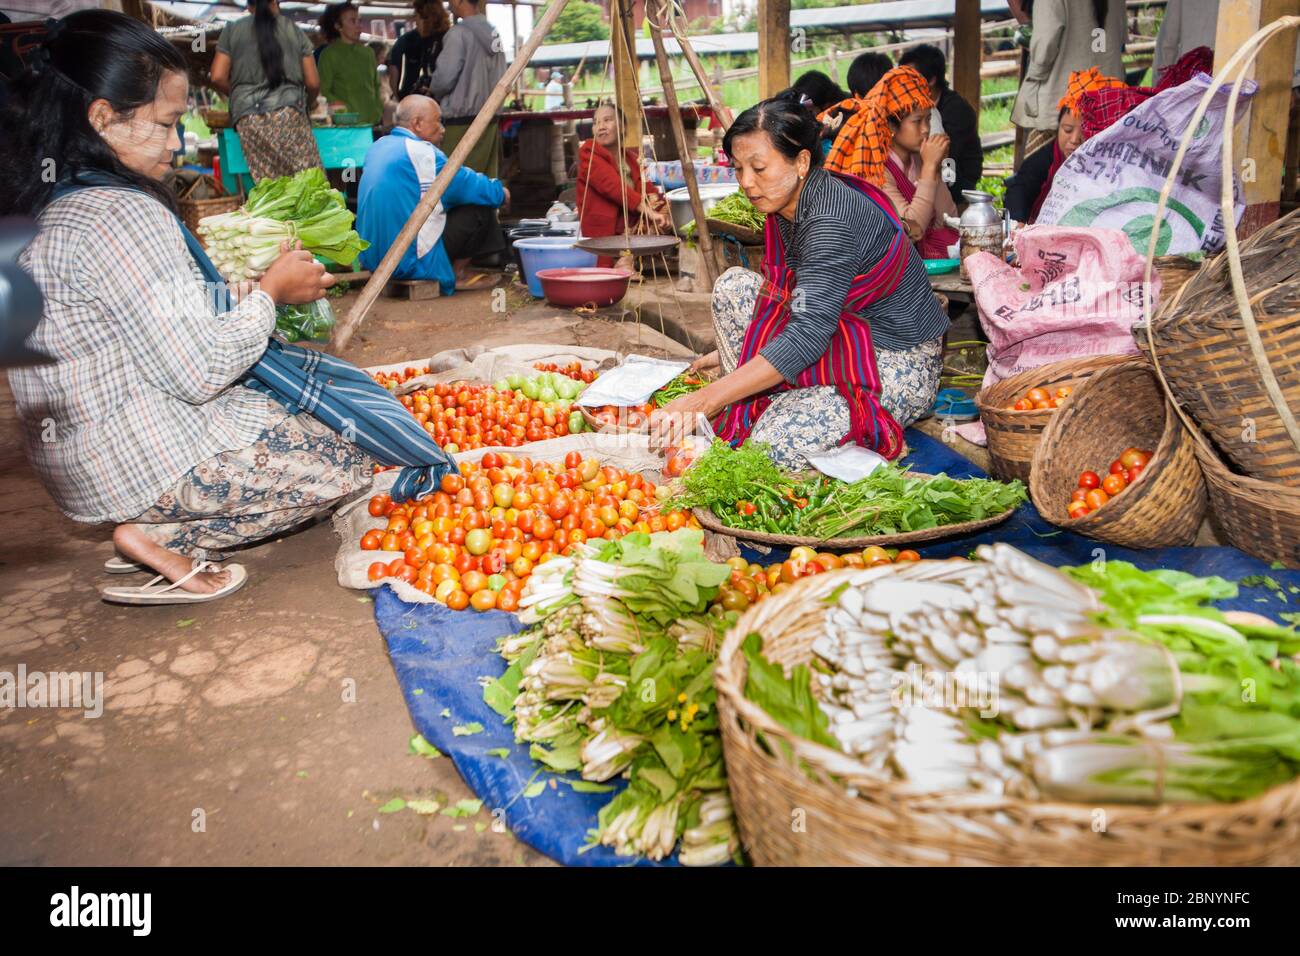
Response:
[0, 282, 695, 867]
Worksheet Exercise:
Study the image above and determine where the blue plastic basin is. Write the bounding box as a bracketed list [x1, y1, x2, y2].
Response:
[513, 237, 597, 297]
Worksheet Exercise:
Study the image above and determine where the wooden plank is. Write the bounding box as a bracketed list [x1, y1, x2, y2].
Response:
[335, 0, 577, 349]
[952, 0, 982, 126]
[758, 0, 791, 99]
[383, 280, 441, 301]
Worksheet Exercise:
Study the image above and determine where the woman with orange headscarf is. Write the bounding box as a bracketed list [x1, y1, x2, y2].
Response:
[1004, 67, 1125, 224]
[824, 65, 958, 259]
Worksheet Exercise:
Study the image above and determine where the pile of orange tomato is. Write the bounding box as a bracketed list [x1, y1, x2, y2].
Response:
[1066, 446, 1153, 519]
[712, 547, 922, 614]
[360, 450, 699, 612]
[588, 403, 657, 431]
[533, 361, 597, 384]
[399, 381, 581, 453]
[1009, 384, 1072, 411]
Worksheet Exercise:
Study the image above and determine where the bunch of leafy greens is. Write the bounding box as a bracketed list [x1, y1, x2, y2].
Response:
[1060, 560, 1300, 801]
[663, 439, 792, 512]
[481, 529, 739, 864]
[681, 190, 763, 239]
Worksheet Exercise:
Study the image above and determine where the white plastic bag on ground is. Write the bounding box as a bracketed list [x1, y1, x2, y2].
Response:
[1035, 73, 1255, 257]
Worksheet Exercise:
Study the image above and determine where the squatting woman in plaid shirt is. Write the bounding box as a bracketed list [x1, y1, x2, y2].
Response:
[3, 11, 371, 603]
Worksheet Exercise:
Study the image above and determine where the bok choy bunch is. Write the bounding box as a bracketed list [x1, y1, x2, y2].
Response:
[197, 168, 368, 282]
[483, 529, 740, 864]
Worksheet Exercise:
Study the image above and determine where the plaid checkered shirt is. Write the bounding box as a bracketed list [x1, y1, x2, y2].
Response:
[9, 188, 278, 524]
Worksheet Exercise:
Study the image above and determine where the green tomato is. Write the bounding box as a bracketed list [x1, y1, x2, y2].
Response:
[493, 378, 510, 392]
[556, 378, 579, 400]
[568, 411, 585, 434]
[520, 379, 540, 400]
[465, 529, 492, 556]
[538, 386, 558, 403]
[487, 574, 507, 592]
[492, 482, 514, 508]
[444, 442, 460, 454]
[505, 373, 524, 389]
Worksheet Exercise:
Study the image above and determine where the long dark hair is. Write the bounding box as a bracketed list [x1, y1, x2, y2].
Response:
[1092, 0, 1108, 27]
[253, 0, 287, 89]
[0, 10, 188, 217]
[723, 91, 823, 168]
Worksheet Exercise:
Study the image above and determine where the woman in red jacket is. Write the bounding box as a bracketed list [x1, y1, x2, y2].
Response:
[576, 101, 667, 267]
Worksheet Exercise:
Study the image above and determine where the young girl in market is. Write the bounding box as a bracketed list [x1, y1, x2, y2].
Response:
[651, 93, 949, 470]
[575, 101, 668, 269]
[824, 65, 959, 259]
[2, 10, 371, 604]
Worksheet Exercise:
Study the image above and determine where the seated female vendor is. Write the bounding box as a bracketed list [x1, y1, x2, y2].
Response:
[1003, 68, 1123, 224]
[650, 92, 949, 470]
[3, 11, 370, 602]
[825, 65, 959, 259]
[575, 101, 668, 269]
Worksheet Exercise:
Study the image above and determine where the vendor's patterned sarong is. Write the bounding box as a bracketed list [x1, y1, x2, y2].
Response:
[131, 403, 372, 561]
[712, 267, 943, 469]
[235, 105, 324, 183]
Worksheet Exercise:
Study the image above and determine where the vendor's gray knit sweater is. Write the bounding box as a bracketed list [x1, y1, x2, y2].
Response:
[428, 14, 505, 121]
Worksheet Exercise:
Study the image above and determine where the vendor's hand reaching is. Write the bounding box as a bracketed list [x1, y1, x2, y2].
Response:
[258, 240, 334, 305]
[640, 200, 668, 229]
[501, 186, 511, 209]
[920, 134, 951, 175]
[649, 386, 723, 450]
[689, 350, 721, 375]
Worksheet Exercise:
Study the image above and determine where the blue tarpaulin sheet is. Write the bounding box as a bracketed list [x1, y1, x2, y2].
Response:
[373, 428, 1300, 866]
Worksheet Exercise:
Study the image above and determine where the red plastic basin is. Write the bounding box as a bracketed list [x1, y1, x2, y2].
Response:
[535, 267, 633, 308]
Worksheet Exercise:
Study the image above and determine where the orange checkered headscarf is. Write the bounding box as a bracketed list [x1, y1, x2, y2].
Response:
[821, 65, 934, 187]
[1058, 67, 1126, 115]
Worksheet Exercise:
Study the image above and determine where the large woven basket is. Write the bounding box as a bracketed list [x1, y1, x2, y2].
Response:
[976, 354, 1132, 482]
[1028, 359, 1206, 548]
[1151, 254, 1202, 305]
[177, 174, 241, 237]
[715, 565, 1300, 866]
[1133, 17, 1300, 563]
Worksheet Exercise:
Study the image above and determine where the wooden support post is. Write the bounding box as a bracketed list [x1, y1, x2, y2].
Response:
[953, 0, 982, 127]
[827, 43, 840, 84]
[648, 5, 717, 286]
[335, 0, 576, 349]
[612, 0, 643, 149]
[758, 0, 791, 99]
[1214, 1, 1300, 236]
[511, 1, 524, 105]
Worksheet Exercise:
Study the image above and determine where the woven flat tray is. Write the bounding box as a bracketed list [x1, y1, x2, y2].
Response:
[690, 477, 1018, 549]
[574, 235, 681, 258]
[705, 218, 764, 245]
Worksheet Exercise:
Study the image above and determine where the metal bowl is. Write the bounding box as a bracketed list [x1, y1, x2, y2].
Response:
[666, 183, 741, 233]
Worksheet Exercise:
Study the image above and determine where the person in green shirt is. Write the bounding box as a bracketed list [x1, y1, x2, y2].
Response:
[318, 2, 382, 126]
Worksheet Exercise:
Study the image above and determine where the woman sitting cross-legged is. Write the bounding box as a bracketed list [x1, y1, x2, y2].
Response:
[650, 92, 949, 470]
[2, 11, 376, 604]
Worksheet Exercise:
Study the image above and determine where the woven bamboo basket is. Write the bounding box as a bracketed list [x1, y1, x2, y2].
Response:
[1133, 16, 1300, 564]
[177, 175, 241, 238]
[715, 565, 1300, 866]
[1028, 359, 1206, 547]
[200, 108, 230, 129]
[976, 354, 1132, 482]
[1151, 254, 1203, 305]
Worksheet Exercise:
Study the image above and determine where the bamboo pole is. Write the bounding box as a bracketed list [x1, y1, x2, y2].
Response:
[334, 0, 576, 349]
[669, 10, 734, 131]
[648, 3, 716, 286]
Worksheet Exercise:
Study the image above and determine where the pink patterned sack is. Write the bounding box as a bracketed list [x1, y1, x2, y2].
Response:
[965, 225, 1157, 389]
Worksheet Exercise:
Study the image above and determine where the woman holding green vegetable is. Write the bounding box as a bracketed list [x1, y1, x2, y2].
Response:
[651, 93, 948, 469]
[2, 11, 373, 603]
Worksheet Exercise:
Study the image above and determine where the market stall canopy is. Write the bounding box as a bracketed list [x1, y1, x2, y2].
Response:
[529, 0, 1012, 67]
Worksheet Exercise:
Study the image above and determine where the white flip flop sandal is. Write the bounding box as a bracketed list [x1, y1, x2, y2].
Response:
[101, 562, 247, 606]
[104, 556, 146, 574]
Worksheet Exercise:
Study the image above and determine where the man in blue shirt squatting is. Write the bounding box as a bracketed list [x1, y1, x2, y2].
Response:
[357, 94, 509, 293]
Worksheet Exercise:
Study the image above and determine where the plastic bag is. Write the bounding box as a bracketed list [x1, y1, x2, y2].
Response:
[1035, 73, 1255, 257]
[274, 298, 336, 343]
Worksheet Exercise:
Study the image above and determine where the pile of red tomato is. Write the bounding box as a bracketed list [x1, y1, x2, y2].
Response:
[588, 403, 657, 431]
[712, 547, 922, 614]
[533, 361, 597, 384]
[373, 365, 429, 391]
[1009, 384, 1072, 411]
[360, 451, 699, 612]
[399, 381, 582, 453]
[1066, 446, 1154, 519]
